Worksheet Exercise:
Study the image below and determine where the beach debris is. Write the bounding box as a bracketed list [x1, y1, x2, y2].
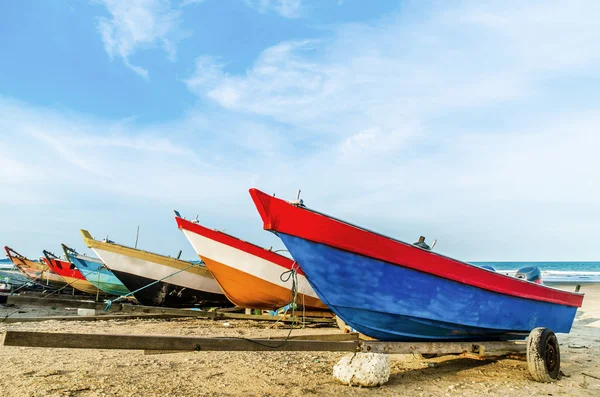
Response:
[77, 308, 96, 316]
[567, 343, 589, 349]
[582, 372, 600, 381]
[333, 353, 390, 387]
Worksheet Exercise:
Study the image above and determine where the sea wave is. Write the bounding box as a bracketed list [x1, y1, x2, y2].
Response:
[492, 269, 600, 283]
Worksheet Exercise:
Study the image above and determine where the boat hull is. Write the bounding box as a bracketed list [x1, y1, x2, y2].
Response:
[202, 256, 324, 309]
[11, 259, 66, 289]
[249, 188, 583, 341]
[110, 269, 225, 307]
[53, 275, 100, 295]
[177, 218, 327, 310]
[67, 253, 130, 296]
[88, 246, 228, 307]
[43, 256, 101, 296]
[278, 233, 578, 341]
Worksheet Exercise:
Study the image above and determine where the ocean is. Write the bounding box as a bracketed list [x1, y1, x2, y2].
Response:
[471, 261, 600, 284]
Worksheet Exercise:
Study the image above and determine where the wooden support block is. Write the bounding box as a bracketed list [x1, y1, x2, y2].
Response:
[1, 331, 360, 352]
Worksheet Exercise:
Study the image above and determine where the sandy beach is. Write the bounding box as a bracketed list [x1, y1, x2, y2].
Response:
[0, 284, 598, 397]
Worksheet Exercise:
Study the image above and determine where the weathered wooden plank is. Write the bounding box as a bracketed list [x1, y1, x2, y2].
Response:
[4, 295, 103, 309]
[3, 296, 334, 324]
[6, 291, 91, 301]
[288, 333, 359, 341]
[142, 333, 359, 355]
[359, 341, 526, 356]
[0, 314, 179, 324]
[214, 312, 335, 324]
[2, 331, 360, 352]
[115, 305, 335, 324]
[261, 309, 334, 318]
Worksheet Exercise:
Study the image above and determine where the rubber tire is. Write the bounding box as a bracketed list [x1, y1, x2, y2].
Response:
[527, 327, 560, 382]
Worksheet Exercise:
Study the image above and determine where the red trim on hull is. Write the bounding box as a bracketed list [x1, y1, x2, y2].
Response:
[249, 188, 584, 308]
[43, 257, 86, 280]
[175, 216, 304, 275]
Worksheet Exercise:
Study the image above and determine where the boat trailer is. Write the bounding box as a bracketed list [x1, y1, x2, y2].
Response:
[1, 327, 561, 383]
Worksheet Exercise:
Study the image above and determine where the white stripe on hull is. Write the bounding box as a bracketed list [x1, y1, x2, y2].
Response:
[181, 229, 320, 299]
[91, 247, 222, 294]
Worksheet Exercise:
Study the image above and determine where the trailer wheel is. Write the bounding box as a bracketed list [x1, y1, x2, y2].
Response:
[527, 327, 560, 382]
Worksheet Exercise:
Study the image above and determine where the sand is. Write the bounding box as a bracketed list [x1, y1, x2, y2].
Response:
[0, 285, 599, 397]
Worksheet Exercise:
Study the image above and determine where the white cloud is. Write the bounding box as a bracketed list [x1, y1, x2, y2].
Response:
[244, 0, 302, 18]
[183, 0, 600, 259]
[96, 0, 185, 78]
[180, 0, 204, 7]
[4, 1, 600, 260]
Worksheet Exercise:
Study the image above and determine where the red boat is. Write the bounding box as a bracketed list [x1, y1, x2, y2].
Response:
[42, 251, 101, 295]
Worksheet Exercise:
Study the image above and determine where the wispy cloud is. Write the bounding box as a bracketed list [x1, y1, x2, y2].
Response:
[3, 1, 600, 260]
[95, 0, 186, 79]
[180, 0, 205, 7]
[244, 0, 302, 18]
[182, 0, 600, 259]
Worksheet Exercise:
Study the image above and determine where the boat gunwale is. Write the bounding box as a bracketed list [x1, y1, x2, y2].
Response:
[249, 188, 584, 308]
[80, 229, 212, 277]
[42, 251, 87, 281]
[175, 215, 303, 275]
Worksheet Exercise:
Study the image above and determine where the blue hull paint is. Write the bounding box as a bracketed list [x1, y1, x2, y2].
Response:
[69, 255, 130, 296]
[278, 234, 577, 341]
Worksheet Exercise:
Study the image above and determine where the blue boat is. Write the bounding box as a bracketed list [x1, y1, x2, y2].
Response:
[250, 189, 584, 342]
[62, 244, 130, 296]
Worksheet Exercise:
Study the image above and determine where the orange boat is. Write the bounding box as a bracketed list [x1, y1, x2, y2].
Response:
[175, 212, 327, 310]
[42, 250, 101, 295]
[4, 246, 67, 289]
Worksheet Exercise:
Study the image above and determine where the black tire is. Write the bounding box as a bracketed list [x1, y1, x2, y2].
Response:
[527, 327, 560, 382]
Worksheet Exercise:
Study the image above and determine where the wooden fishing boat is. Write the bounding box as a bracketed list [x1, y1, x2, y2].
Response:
[4, 246, 67, 289]
[249, 188, 585, 341]
[42, 251, 102, 295]
[80, 230, 228, 307]
[62, 244, 130, 296]
[175, 212, 327, 310]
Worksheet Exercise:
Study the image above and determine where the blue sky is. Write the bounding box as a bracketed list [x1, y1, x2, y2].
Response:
[1, 0, 599, 261]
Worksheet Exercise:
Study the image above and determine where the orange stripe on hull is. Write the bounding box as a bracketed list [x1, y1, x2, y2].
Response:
[202, 256, 327, 310]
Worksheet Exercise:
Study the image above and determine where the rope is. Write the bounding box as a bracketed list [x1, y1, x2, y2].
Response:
[237, 262, 302, 349]
[41, 272, 89, 298]
[1, 309, 22, 323]
[103, 262, 200, 312]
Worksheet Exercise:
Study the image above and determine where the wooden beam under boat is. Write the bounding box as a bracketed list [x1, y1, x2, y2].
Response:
[1, 295, 335, 324]
[0, 314, 186, 324]
[1, 331, 527, 357]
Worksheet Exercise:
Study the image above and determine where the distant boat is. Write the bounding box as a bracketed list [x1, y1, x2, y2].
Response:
[175, 212, 327, 310]
[80, 230, 229, 307]
[0, 266, 31, 287]
[4, 246, 67, 289]
[249, 188, 585, 341]
[42, 251, 102, 296]
[61, 244, 130, 297]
